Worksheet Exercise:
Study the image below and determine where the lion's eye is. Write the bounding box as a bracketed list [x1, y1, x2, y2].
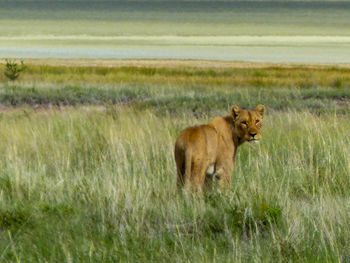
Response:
[255, 120, 260, 124]
[242, 121, 248, 126]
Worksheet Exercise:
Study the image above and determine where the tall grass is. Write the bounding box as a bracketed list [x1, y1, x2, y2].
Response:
[0, 106, 349, 262]
[5, 65, 350, 88]
[0, 64, 349, 115]
[0, 62, 349, 261]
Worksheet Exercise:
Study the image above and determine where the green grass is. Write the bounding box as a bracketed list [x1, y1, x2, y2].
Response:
[0, 108, 349, 262]
[0, 62, 349, 262]
[0, 64, 349, 114]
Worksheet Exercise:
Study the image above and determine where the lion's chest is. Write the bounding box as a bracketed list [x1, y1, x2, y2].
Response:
[206, 164, 215, 176]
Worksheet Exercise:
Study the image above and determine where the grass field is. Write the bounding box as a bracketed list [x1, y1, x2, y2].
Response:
[0, 60, 349, 262]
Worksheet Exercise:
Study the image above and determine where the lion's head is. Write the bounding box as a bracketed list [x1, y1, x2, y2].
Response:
[231, 104, 266, 143]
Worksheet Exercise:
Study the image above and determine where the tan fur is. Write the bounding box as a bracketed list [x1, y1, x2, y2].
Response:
[175, 104, 266, 191]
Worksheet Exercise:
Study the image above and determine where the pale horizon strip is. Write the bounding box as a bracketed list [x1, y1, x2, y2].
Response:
[1, 35, 350, 45]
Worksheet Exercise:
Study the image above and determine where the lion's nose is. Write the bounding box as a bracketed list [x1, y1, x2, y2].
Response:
[249, 132, 257, 138]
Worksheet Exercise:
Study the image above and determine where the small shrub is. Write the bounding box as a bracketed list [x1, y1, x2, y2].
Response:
[41, 203, 77, 218]
[203, 193, 282, 237]
[3, 59, 26, 81]
[331, 78, 343, 89]
[0, 207, 31, 230]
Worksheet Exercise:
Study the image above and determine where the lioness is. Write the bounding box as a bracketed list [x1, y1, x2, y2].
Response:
[175, 104, 266, 191]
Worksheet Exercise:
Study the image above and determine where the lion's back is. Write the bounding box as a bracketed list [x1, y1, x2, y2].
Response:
[175, 124, 217, 154]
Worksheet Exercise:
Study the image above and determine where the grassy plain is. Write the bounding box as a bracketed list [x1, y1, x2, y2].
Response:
[0, 60, 349, 262]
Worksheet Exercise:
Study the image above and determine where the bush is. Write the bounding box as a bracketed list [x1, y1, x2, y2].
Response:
[3, 59, 26, 81]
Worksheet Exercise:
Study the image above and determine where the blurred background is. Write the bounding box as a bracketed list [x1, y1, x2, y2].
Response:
[1, 0, 350, 62]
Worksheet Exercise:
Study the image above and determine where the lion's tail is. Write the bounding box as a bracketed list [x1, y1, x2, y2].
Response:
[184, 148, 192, 189]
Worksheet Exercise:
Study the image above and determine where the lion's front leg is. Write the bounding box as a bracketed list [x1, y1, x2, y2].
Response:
[214, 161, 234, 190]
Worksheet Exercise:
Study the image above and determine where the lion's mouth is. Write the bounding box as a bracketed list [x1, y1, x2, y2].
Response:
[248, 139, 259, 143]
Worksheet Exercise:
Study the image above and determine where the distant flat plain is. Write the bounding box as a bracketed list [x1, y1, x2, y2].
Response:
[1, 1, 350, 62]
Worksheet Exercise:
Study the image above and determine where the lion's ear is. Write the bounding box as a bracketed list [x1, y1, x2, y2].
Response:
[231, 105, 241, 120]
[255, 104, 266, 118]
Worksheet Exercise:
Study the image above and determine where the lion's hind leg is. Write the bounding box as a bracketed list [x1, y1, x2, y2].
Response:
[175, 147, 186, 188]
[186, 157, 207, 192]
[176, 160, 185, 188]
